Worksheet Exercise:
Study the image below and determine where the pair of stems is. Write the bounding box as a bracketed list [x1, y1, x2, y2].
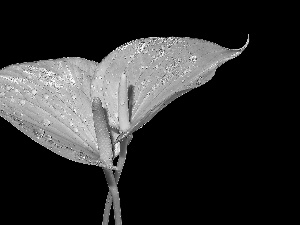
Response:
[102, 71, 130, 225]
[102, 136, 130, 225]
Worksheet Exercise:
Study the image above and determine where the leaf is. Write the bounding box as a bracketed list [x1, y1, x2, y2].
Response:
[0, 62, 102, 165]
[0, 37, 247, 166]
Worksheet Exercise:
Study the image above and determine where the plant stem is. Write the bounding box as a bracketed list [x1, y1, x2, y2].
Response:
[103, 193, 113, 225]
[103, 168, 122, 225]
[110, 186, 122, 225]
[102, 135, 131, 225]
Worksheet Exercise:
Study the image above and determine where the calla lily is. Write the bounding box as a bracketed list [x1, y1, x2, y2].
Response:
[0, 36, 248, 225]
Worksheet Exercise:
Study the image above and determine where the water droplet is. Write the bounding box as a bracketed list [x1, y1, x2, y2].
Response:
[44, 94, 49, 100]
[0, 92, 5, 97]
[20, 100, 26, 105]
[43, 119, 51, 126]
[74, 127, 78, 133]
[31, 89, 37, 95]
[33, 128, 45, 139]
[189, 55, 197, 62]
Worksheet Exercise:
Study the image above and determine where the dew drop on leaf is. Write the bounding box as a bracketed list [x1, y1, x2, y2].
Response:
[43, 119, 51, 127]
[31, 89, 37, 95]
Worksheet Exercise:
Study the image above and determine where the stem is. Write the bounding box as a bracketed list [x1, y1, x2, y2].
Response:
[102, 158, 125, 225]
[103, 194, 113, 225]
[103, 168, 122, 225]
[110, 186, 122, 225]
[102, 135, 131, 225]
[115, 135, 130, 181]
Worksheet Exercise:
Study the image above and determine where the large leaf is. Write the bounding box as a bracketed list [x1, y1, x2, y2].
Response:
[0, 37, 247, 165]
